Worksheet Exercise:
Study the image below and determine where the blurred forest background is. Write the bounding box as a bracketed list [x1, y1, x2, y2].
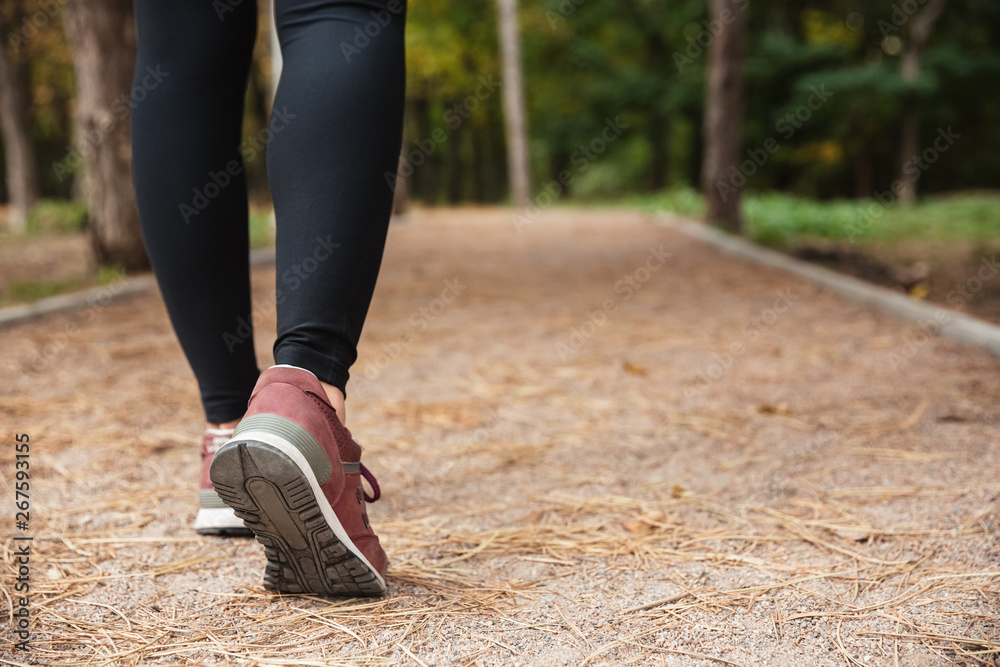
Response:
[0, 0, 999, 316]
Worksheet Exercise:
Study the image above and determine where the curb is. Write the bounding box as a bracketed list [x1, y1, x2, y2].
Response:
[7, 220, 1000, 362]
[0, 246, 277, 330]
[658, 213, 1000, 359]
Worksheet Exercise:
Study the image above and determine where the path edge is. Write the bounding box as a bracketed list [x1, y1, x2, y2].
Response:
[0, 247, 276, 330]
[7, 219, 1000, 361]
[657, 213, 1000, 359]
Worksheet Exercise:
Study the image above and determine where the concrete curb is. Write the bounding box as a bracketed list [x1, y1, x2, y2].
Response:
[0, 246, 277, 330]
[658, 213, 1000, 359]
[6, 220, 1000, 362]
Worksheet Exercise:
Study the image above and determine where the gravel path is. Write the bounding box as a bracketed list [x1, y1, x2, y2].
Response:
[2, 208, 999, 665]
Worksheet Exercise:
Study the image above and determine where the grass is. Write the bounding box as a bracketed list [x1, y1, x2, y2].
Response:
[1, 266, 123, 305]
[7, 278, 79, 301]
[16, 199, 274, 248]
[25, 199, 88, 235]
[0, 205, 273, 307]
[629, 188, 1000, 249]
[250, 208, 274, 248]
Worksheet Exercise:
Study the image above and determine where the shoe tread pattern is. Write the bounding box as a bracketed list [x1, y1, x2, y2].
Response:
[210, 441, 384, 597]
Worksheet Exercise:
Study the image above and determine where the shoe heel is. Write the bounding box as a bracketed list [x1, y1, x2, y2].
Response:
[232, 413, 334, 485]
[209, 429, 385, 596]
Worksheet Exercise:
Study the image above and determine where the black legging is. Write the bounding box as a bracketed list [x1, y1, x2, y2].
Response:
[131, 0, 406, 423]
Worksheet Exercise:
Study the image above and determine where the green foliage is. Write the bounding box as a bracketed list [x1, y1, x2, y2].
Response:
[639, 188, 1000, 249]
[629, 186, 705, 218]
[743, 194, 860, 248]
[249, 210, 273, 249]
[97, 265, 124, 285]
[0, 0, 78, 197]
[4, 0, 999, 208]
[738, 0, 1000, 198]
[401, 0, 1000, 203]
[25, 198, 87, 235]
[7, 278, 77, 301]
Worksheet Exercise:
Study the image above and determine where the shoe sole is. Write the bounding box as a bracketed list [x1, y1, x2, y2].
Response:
[193, 507, 254, 536]
[210, 432, 386, 597]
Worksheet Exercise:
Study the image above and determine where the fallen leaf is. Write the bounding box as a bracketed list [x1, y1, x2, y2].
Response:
[623, 519, 645, 533]
[908, 283, 929, 299]
[829, 527, 872, 542]
[622, 361, 647, 376]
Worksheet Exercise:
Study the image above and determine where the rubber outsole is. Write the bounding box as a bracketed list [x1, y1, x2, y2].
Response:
[209, 439, 385, 597]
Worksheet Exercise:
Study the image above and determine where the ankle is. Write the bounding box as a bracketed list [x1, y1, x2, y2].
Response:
[206, 420, 238, 431]
[320, 381, 347, 425]
[267, 364, 348, 425]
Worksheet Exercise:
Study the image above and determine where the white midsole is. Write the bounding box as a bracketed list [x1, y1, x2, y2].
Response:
[194, 507, 245, 530]
[225, 430, 385, 590]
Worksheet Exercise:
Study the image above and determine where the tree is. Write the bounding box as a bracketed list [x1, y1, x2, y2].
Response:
[0, 40, 38, 234]
[496, 0, 530, 208]
[896, 0, 948, 205]
[701, 0, 747, 233]
[63, 0, 147, 269]
[0, 0, 39, 234]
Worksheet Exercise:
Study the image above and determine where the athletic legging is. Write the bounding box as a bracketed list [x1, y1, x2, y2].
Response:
[131, 0, 406, 423]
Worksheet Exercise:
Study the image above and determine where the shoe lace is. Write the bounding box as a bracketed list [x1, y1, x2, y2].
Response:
[360, 463, 381, 503]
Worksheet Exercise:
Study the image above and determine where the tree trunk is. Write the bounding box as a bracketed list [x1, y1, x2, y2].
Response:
[447, 112, 463, 203]
[496, 0, 530, 208]
[0, 10, 38, 235]
[265, 0, 282, 105]
[700, 0, 746, 233]
[649, 112, 668, 191]
[412, 98, 435, 203]
[64, 0, 147, 270]
[896, 0, 948, 205]
[392, 151, 408, 215]
[853, 116, 873, 199]
[686, 110, 702, 189]
[471, 126, 487, 202]
[619, 0, 669, 193]
[492, 119, 508, 202]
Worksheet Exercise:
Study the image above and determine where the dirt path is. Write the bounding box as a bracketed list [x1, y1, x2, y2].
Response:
[2, 208, 999, 666]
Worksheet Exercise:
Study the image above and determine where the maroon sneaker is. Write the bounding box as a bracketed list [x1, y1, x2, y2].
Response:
[210, 366, 387, 596]
[194, 428, 253, 536]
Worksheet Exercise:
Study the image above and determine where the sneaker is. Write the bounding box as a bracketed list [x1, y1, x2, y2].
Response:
[210, 366, 387, 596]
[194, 428, 253, 536]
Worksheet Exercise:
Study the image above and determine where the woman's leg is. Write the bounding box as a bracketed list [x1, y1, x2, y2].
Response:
[131, 0, 261, 425]
[269, 0, 407, 400]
